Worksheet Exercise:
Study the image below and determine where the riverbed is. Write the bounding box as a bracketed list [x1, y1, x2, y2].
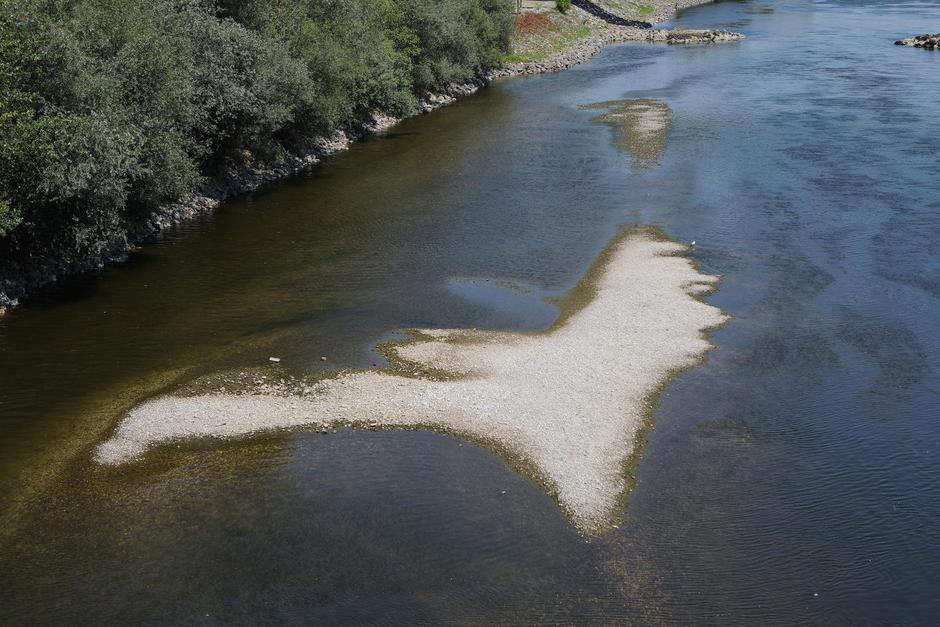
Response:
[2, 0, 940, 623]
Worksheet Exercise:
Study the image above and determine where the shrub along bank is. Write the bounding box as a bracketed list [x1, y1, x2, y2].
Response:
[0, 0, 513, 306]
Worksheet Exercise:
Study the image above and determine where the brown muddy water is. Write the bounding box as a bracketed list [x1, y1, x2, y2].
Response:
[2, 0, 940, 624]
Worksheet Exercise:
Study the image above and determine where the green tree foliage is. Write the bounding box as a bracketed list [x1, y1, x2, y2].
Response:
[556, 0, 572, 14]
[0, 0, 513, 284]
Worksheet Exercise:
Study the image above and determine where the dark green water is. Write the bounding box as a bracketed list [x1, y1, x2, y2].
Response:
[2, 0, 939, 623]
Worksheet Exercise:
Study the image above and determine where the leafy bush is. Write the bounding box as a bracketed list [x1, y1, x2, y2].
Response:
[0, 0, 514, 292]
[556, 0, 572, 13]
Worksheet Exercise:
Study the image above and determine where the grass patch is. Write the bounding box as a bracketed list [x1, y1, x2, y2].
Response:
[602, 1, 656, 18]
[506, 11, 595, 64]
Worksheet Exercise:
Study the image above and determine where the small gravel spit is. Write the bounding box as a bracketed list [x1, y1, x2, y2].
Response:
[96, 232, 728, 533]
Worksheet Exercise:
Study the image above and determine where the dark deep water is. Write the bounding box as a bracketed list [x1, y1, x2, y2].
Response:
[2, 1, 939, 623]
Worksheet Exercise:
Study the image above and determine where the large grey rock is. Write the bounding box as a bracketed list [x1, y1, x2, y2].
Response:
[895, 34, 940, 49]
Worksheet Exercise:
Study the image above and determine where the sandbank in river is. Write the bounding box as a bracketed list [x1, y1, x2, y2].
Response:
[97, 231, 727, 533]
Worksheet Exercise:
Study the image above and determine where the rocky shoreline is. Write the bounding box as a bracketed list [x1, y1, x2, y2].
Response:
[489, 27, 742, 78]
[0, 82, 484, 312]
[895, 33, 940, 49]
[0, 0, 739, 313]
[142, 82, 484, 235]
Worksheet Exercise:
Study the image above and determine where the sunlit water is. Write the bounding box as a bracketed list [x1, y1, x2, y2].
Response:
[1, 1, 939, 623]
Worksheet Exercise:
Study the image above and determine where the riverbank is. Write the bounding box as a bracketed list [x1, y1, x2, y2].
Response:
[0, 0, 513, 314]
[490, 26, 742, 78]
[494, 0, 743, 77]
[0, 80, 487, 314]
[138, 83, 486, 249]
[0, 0, 740, 313]
[96, 230, 728, 534]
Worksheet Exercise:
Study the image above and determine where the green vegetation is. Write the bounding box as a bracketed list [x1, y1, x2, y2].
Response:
[0, 0, 513, 294]
[506, 18, 593, 64]
[604, 1, 656, 18]
[556, 0, 572, 13]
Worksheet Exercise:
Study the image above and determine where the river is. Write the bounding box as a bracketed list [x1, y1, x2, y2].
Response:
[1, 0, 939, 623]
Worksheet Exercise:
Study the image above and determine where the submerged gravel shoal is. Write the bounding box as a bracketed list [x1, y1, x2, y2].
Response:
[96, 233, 727, 533]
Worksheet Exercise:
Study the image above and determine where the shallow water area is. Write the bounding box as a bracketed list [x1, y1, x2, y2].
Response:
[2, 0, 940, 623]
[95, 234, 727, 534]
[581, 99, 673, 168]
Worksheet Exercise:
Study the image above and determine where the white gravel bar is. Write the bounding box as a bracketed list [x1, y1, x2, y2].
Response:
[96, 232, 727, 533]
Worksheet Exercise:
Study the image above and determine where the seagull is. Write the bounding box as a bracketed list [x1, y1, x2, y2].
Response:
[690, 240, 696, 247]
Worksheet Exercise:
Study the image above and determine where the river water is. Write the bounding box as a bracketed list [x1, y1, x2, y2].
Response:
[1, 0, 939, 623]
